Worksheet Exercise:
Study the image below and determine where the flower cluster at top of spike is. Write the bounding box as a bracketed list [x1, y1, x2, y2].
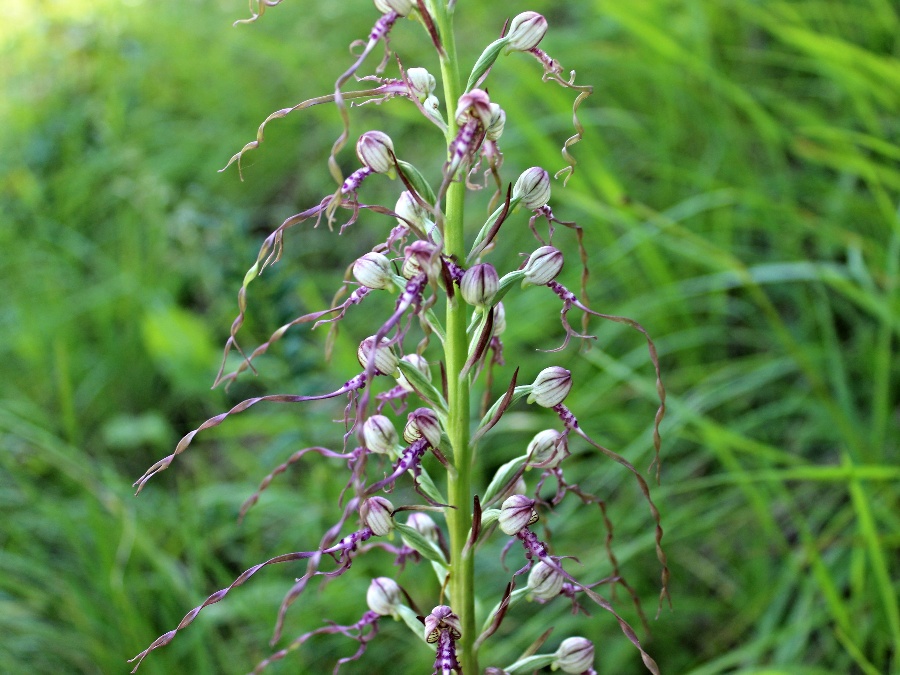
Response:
[130, 4, 668, 675]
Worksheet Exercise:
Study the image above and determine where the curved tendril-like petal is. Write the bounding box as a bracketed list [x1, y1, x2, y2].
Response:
[133, 379, 366, 494]
[238, 446, 357, 523]
[127, 550, 317, 672]
[555, 408, 669, 616]
[233, 0, 283, 26]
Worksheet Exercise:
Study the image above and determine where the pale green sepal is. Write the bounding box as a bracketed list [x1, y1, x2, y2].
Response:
[397, 604, 435, 647]
[397, 160, 437, 205]
[397, 359, 449, 415]
[466, 37, 511, 92]
[395, 521, 448, 566]
[481, 455, 528, 506]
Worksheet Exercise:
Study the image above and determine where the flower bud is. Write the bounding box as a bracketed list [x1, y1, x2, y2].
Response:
[553, 637, 595, 674]
[526, 429, 568, 469]
[373, 0, 414, 17]
[406, 511, 440, 543]
[505, 11, 548, 52]
[455, 88, 493, 127]
[485, 103, 506, 141]
[366, 577, 403, 617]
[403, 407, 442, 448]
[402, 240, 441, 280]
[397, 353, 431, 392]
[527, 366, 572, 407]
[527, 561, 565, 601]
[358, 336, 400, 376]
[492, 302, 507, 336]
[406, 67, 436, 101]
[363, 415, 399, 455]
[460, 263, 499, 307]
[499, 494, 538, 535]
[523, 246, 563, 286]
[513, 166, 551, 210]
[356, 130, 396, 176]
[361, 496, 394, 536]
[353, 251, 394, 290]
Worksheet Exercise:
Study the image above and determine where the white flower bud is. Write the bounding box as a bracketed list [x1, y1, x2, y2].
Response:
[553, 637, 595, 674]
[499, 494, 538, 535]
[505, 11, 548, 52]
[403, 407, 442, 448]
[373, 0, 414, 17]
[527, 561, 565, 601]
[526, 429, 568, 469]
[361, 496, 394, 536]
[357, 336, 400, 376]
[366, 577, 403, 617]
[460, 263, 499, 307]
[406, 67, 436, 101]
[527, 366, 572, 407]
[485, 103, 506, 141]
[397, 353, 431, 392]
[492, 302, 507, 336]
[406, 512, 439, 543]
[353, 251, 394, 290]
[363, 415, 399, 455]
[513, 166, 551, 210]
[523, 246, 564, 286]
[356, 130, 396, 176]
[402, 240, 441, 280]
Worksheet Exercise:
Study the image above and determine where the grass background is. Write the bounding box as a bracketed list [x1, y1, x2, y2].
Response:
[1, 0, 898, 673]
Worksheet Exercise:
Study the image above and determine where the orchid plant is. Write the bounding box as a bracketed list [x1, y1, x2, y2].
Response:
[129, 1, 669, 673]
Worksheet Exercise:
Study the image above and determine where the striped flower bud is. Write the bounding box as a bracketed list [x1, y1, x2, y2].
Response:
[361, 496, 395, 536]
[499, 494, 538, 535]
[527, 561, 565, 601]
[373, 0, 414, 17]
[366, 577, 403, 617]
[485, 103, 506, 141]
[397, 353, 431, 392]
[505, 11, 548, 52]
[353, 251, 394, 290]
[527, 366, 572, 407]
[553, 637, 595, 674]
[526, 429, 567, 469]
[356, 130, 396, 176]
[523, 246, 563, 286]
[406, 67, 436, 101]
[406, 512, 440, 543]
[363, 415, 399, 455]
[460, 263, 499, 307]
[403, 407, 442, 448]
[357, 336, 400, 376]
[513, 166, 551, 210]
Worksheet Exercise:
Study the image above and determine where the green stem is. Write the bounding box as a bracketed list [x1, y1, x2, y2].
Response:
[432, 3, 477, 673]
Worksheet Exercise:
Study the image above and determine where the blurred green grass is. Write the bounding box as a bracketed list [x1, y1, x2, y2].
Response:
[1, 0, 898, 673]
